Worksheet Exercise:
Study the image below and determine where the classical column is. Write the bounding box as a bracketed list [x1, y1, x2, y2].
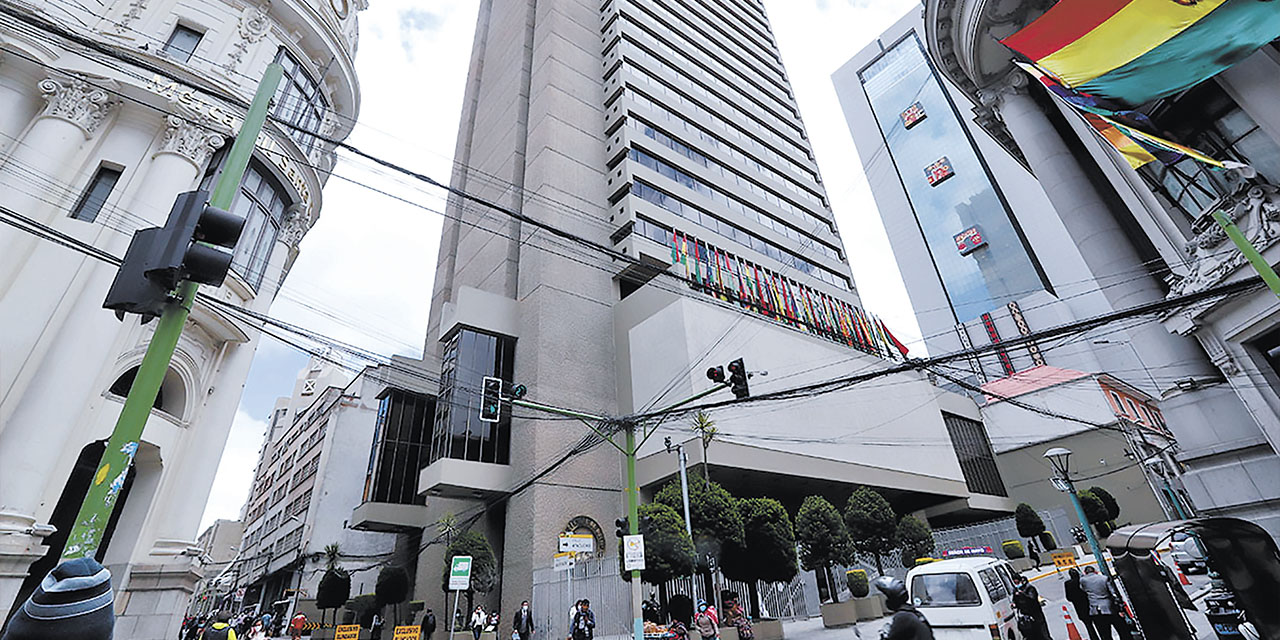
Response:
[0, 52, 41, 154]
[980, 73, 1218, 391]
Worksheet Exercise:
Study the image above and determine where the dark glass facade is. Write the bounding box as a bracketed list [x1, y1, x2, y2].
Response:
[363, 389, 433, 505]
[941, 413, 1007, 497]
[429, 329, 516, 465]
[860, 34, 1047, 324]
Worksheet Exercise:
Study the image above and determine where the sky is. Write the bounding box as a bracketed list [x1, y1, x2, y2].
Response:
[199, 0, 924, 531]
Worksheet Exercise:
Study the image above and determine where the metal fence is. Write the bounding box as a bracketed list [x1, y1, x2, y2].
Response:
[532, 557, 633, 640]
[933, 508, 1074, 557]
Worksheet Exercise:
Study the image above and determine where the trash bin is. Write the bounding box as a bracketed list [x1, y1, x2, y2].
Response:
[1204, 592, 1246, 640]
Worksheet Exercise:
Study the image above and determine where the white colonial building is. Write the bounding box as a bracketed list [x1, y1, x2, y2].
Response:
[0, 0, 362, 637]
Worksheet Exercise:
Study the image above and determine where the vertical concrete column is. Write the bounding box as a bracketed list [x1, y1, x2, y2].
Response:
[982, 75, 1217, 392]
[0, 53, 41, 154]
[1216, 48, 1280, 147]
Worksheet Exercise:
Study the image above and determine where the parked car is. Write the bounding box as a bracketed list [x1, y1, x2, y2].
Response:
[905, 556, 1020, 639]
[1171, 531, 1208, 573]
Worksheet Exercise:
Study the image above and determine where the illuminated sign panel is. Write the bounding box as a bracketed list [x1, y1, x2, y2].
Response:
[924, 157, 954, 186]
[900, 101, 926, 129]
[954, 225, 987, 255]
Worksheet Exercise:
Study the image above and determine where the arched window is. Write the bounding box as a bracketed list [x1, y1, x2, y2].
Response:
[199, 152, 292, 290]
[108, 366, 187, 419]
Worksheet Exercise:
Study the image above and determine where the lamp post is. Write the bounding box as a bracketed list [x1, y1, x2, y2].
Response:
[663, 436, 694, 540]
[1044, 447, 1111, 577]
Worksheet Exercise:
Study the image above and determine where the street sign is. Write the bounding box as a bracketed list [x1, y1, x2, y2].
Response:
[336, 625, 361, 640]
[1052, 550, 1078, 573]
[1051, 477, 1071, 492]
[394, 626, 423, 640]
[554, 552, 576, 572]
[449, 555, 473, 591]
[623, 534, 645, 571]
[559, 533, 595, 554]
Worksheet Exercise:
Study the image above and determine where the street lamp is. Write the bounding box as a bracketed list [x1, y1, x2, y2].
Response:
[1044, 447, 1112, 577]
[664, 436, 694, 540]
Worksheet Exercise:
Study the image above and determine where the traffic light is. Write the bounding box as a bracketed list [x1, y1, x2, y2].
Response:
[509, 383, 528, 400]
[706, 366, 725, 383]
[148, 190, 245, 288]
[104, 227, 171, 320]
[479, 376, 503, 422]
[727, 358, 749, 399]
[104, 190, 246, 319]
[615, 517, 628, 538]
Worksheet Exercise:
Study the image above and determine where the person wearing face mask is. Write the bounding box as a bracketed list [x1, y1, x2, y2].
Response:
[514, 600, 535, 640]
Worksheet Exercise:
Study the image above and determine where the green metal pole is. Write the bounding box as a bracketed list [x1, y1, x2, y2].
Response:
[61, 63, 284, 561]
[1066, 480, 1111, 578]
[625, 422, 644, 640]
[1213, 211, 1280, 298]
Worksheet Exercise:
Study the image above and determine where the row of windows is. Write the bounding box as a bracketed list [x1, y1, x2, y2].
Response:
[628, 150, 841, 261]
[941, 413, 1007, 497]
[630, 182, 850, 289]
[291, 454, 321, 490]
[1106, 389, 1166, 430]
[629, 85, 818, 185]
[244, 501, 266, 527]
[630, 118, 828, 216]
[269, 483, 289, 506]
[286, 489, 312, 519]
[619, 43, 809, 160]
[658, 0, 781, 73]
[620, 11, 797, 129]
[273, 49, 330, 158]
[273, 526, 304, 558]
[629, 147, 837, 257]
[624, 0, 789, 107]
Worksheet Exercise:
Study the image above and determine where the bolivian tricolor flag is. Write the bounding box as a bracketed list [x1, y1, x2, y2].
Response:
[1002, 0, 1280, 108]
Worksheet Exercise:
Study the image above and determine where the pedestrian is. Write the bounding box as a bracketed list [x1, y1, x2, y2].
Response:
[668, 594, 693, 640]
[643, 594, 661, 625]
[1065, 568, 1100, 640]
[372, 612, 385, 640]
[472, 605, 488, 640]
[260, 611, 274, 638]
[871, 576, 934, 640]
[571, 599, 595, 640]
[0, 557, 117, 640]
[514, 600, 535, 640]
[721, 594, 752, 640]
[567, 600, 582, 640]
[203, 611, 240, 640]
[693, 600, 718, 640]
[488, 610, 501, 632]
[1080, 567, 1132, 640]
[288, 611, 307, 640]
[422, 607, 438, 640]
[1012, 574, 1053, 640]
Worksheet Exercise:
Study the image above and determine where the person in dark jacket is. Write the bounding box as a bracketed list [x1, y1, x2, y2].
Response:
[571, 599, 596, 640]
[514, 601, 535, 640]
[1065, 568, 1100, 640]
[1013, 575, 1053, 640]
[872, 576, 934, 640]
[0, 557, 116, 640]
[422, 608, 438, 640]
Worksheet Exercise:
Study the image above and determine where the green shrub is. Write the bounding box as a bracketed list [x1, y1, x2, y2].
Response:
[1038, 531, 1057, 551]
[1002, 540, 1025, 559]
[846, 569, 869, 598]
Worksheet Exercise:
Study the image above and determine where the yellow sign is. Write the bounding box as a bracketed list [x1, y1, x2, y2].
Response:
[1052, 550, 1078, 572]
[393, 626, 422, 640]
[335, 624, 361, 640]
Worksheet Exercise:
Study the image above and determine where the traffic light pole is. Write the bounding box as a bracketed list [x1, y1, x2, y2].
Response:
[60, 63, 283, 561]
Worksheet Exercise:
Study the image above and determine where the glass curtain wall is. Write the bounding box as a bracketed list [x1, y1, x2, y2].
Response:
[429, 329, 516, 465]
[363, 389, 434, 505]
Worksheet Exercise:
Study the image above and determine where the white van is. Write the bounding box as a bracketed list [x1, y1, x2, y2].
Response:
[905, 556, 1020, 640]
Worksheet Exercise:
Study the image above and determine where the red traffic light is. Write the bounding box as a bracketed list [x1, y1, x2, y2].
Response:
[706, 366, 725, 383]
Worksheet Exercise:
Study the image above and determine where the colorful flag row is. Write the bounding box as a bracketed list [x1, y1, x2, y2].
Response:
[671, 230, 909, 360]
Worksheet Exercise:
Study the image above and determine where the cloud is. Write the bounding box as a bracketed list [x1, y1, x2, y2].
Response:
[199, 409, 269, 531]
[398, 8, 443, 61]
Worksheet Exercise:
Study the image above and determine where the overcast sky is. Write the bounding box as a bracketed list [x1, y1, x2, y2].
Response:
[200, 0, 923, 531]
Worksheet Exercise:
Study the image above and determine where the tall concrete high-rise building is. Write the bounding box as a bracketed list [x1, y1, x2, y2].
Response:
[345, 0, 1024, 627]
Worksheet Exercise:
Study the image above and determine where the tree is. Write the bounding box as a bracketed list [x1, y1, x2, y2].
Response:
[316, 544, 351, 626]
[721, 497, 798, 617]
[895, 516, 935, 568]
[1077, 490, 1111, 536]
[690, 411, 718, 485]
[376, 566, 411, 625]
[655, 479, 743, 602]
[1015, 503, 1046, 565]
[619, 503, 695, 584]
[844, 487, 897, 573]
[441, 530, 498, 613]
[1087, 486, 1121, 522]
[795, 495, 851, 603]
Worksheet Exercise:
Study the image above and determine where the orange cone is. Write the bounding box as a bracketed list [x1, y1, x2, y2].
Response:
[1176, 565, 1191, 586]
[1062, 604, 1084, 640]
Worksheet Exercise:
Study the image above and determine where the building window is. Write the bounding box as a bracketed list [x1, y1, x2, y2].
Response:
[1141, 80, 1280, 223]
[430, 329, 516, 466]
[163, 25, 203, 63]
[200, 154, 291, 290]
[273, 48, 329, 158]
[70, 166, 122, 223]
[363, 389, 434, 505]
[941, 413, 1007, 497]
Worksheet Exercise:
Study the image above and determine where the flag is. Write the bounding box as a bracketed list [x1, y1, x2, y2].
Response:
[1000, 0, 1280, 107]
[880, 319, 911, 358]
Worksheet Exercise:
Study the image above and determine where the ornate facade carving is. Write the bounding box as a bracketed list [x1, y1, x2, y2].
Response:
[37, 76, 118, 138]
[279, 203, 312, 248]
[156, 114, 225, 168]
[113, 0, 147, 35]
[223, 3, 273, 74]
[1169, 181, 1280, 298]
[1197, 331, 1242, 378]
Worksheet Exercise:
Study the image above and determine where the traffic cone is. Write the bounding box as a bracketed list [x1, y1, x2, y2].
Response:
[1062, 604, 1084, 640]
[1176, 565, 1191, 586]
